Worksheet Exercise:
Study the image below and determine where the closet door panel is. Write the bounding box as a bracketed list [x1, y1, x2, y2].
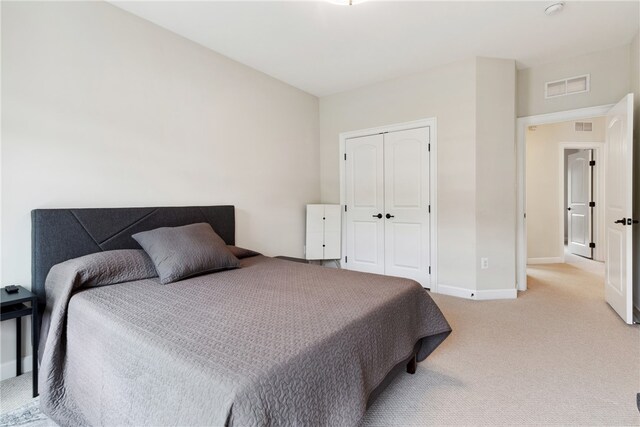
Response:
[345, 134, 385, 273]
[384, 127, 430, 287]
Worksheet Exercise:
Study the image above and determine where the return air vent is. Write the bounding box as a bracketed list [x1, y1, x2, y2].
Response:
[545, 74, 590, 99]
[575, 122, 593, 132]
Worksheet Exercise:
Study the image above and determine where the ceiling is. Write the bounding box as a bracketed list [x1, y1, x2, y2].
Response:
[110, 1, 640, 97]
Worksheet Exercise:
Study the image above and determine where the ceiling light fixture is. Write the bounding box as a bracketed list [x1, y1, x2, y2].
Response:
[544, 2, 565, 16]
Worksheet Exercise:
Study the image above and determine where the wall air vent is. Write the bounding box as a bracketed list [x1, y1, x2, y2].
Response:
[575, 122, 593, 132]
[545, 74, 590, 99]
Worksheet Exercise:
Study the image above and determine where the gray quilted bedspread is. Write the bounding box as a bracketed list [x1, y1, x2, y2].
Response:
[39, 251, 451, 427]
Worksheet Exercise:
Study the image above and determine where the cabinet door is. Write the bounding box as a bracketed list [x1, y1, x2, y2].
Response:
[383, 127, 430, 287]
[306, 205, 324, 260]
[323, 205, 341, 259]
[344, 134, 385, 274]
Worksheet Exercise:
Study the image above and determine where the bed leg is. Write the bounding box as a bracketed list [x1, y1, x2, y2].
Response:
[406, 353, 417, 374]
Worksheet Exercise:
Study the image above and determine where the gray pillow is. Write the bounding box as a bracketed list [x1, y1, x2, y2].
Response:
[132, 223, 240, 284]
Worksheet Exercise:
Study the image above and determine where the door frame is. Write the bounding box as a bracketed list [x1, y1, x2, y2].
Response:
[339, 118, 438, 291]
[517, 104, 614, 291]
[559, 142, 605, 263]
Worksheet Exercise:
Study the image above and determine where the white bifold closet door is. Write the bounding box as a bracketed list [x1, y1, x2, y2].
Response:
[345, 127, 430, 287]
[345, 134, 385, 274]
[383, 128, 430, 285]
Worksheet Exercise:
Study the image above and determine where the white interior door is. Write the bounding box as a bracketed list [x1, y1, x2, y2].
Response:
[567, 150, 593, 258]
[383, 128, 430, 287]
[345, 134, 385, 274]
[604, 94, 634, 324]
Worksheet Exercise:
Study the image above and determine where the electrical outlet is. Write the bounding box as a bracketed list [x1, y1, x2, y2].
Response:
[481, 258, 489, 269]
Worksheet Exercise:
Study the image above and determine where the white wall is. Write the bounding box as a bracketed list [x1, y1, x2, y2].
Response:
[1, 1, 320, 376]
[517, 44, 631, 117]
[518, 38, 638, 312]
[320, 57, 517, 297]
[320, 58, 478, 292]
[526, 118, 606, 260]
[475, 58, 516, 291]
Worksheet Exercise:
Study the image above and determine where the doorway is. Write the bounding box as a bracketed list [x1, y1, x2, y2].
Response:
[516, 95, 635, 324]
[516, 104, 613, 290]
[561, 142, 605, 262]
[525, 119, 605, 266]
[565, 149, 593, 258]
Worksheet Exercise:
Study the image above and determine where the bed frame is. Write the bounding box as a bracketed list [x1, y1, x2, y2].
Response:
[30, 204, 418, 382]
[31, 205, 235, 319]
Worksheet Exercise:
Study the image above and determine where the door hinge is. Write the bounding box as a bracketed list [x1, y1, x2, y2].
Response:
[589, 201, 595, 207]
[345, 256, 348, 263]
[589, 242, 596, 248]
[344, 153, 347, 161]
[589, 160, 595, 166]
[344, 205, 347, 212]
[428, 143, 431, 152]
[428, 266, 431, 274]
[428, 205, 431, 213]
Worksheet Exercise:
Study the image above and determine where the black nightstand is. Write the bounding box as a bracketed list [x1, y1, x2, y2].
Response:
[0, 286, 38, 397]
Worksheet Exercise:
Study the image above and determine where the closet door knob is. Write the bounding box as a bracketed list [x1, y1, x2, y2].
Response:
[372, 213, 382, 219]
[614, 218, 626, 225]
[386, 213, 395, 219]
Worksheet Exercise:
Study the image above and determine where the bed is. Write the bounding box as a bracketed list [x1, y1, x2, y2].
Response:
[32, 206, 451, 427]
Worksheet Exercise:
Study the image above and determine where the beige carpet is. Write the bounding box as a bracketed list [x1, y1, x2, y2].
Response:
[2, 258, 639, 425]
[0, 371, 34, 414]
[363, 257, 639, 425]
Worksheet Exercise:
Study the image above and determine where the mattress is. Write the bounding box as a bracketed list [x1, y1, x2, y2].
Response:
[39, 254, 451, 427]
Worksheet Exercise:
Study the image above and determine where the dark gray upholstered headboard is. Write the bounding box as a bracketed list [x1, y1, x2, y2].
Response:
[31, 206, 235, 312]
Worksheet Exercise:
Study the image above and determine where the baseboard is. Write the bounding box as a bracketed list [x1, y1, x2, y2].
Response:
[437, 284, 517, 300]
[474, 288, 518, 300]
[527, 257, 563, 265]
[0, 355, 33, 381]
[437, 284, 475, 299]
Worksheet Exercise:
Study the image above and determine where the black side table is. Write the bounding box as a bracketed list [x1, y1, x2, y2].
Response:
[0, 286, 38, 397]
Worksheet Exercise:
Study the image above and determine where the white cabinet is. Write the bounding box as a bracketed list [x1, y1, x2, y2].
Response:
[306, 204, 341, 260]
